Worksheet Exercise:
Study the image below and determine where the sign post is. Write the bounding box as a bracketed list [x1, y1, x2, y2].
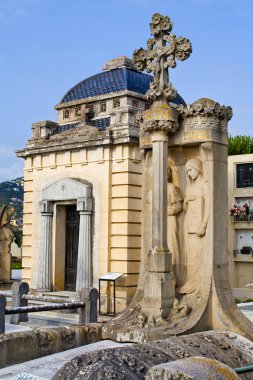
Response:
[99, 272, 124, 316]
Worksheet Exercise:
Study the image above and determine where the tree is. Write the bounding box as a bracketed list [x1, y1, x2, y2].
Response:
[228, 135, 253, 156]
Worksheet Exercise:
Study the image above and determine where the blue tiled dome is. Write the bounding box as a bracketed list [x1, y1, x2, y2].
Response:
[60, 67, 185, 106]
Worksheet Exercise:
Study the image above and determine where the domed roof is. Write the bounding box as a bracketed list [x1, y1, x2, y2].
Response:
[60, 57, 185, 106]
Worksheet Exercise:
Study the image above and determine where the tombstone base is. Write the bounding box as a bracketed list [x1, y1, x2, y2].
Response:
[141, 249, 175, 320]
[0, 245, 11, 282]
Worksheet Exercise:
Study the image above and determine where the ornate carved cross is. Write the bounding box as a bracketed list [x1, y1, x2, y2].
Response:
[133, 13, 192, 103]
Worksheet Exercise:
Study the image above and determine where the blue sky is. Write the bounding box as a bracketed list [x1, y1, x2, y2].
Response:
[0, 0, 252, 182]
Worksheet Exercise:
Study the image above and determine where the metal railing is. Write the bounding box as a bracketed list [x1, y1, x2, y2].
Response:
[234, 365, 253, 374]
[0, 282, 99, 334]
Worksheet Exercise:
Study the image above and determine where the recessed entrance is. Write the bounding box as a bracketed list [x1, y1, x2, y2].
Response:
[64, 205, 80, 291]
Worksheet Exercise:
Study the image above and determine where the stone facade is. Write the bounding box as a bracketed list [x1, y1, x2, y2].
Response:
[228, 154, 253, 299]
[17, 54, 185, 310]
[17, 57, 184, 311]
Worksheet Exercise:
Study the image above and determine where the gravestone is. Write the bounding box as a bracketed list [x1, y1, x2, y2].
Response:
[103, 13, 253, 343]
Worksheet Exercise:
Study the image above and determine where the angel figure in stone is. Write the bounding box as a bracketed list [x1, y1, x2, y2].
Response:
[167, 166, 183, 287]
[179, 158, 209, 295]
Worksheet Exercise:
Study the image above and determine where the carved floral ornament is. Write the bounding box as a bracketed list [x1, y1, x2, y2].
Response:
[142, 120, 178, 134]
[135, 110, 179, 134]
[178, 99, 233, 121]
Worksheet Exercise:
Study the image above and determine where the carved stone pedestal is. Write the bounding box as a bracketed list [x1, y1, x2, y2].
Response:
[0, 242, 11, 281]
[142, 249, 174, 320]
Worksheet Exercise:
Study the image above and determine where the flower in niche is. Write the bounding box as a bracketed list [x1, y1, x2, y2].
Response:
[230, 200, 251, 216]
[230, 202, 242, 216]
[242, 200, 251, 215]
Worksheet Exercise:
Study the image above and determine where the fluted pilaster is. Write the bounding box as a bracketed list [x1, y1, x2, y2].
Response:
[37, 201, 53, 291]
[76, 197, 93, 291]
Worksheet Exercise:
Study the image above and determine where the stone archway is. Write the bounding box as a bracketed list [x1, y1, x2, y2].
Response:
[37, 178, 93, 292]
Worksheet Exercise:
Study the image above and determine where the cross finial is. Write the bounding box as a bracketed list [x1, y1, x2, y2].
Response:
[133, 13, 192, 104]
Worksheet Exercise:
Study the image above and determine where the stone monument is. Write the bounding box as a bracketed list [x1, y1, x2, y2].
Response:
[103, 13, 253, 342]
[0, 205, 14, 281]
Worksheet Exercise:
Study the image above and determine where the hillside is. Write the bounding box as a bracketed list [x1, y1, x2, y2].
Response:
[0, 177, 24, 225]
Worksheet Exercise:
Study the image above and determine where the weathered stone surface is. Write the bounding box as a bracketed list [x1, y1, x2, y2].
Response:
[146, 357, 240, 380]
[53, 331, 253, 380]
[0, 324, 101, 368]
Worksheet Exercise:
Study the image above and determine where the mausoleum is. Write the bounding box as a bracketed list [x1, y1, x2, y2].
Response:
[16, 56, 184, 310]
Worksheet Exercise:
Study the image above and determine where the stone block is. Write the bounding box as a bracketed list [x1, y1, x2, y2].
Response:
[111, 248, 141, 261]
[112, 197, 141, 210]
[112, 184, 142, 198]
[111, 260, 140, 274]
[111, 235, 141, 248]
[111, 210, 141, 223]
[111, 223, 141, 236]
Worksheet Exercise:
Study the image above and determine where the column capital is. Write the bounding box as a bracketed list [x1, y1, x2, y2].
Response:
[77, 197, 93, 212]
[40, 200, 53, 214]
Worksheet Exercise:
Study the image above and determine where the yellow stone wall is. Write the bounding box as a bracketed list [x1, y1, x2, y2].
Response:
[22, 143, 142, 311]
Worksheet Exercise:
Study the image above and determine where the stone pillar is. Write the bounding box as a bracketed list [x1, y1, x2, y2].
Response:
[151, 130, 169, 251]
[141, 105, 179, 320]
[37, 201, 53, 291]
[76, 197, 93, 291]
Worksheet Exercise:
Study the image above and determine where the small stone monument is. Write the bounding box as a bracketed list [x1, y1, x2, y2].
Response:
[0, 205, 15, 281]
[103, 13, 253, 342]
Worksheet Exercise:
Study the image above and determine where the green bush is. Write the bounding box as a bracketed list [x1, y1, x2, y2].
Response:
[234, 298, 253, 304]
[11, 262, 22, 270]
[228, 135, 253, 155]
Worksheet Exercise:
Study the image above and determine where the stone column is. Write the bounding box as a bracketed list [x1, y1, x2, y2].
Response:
[37, 201, 53, 291]
[141, 105, 179, 319]
[76, 197, 93, 291]
[151, 130, 169, 251]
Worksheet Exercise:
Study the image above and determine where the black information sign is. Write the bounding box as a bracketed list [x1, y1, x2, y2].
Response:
[236, 163, 253, 188]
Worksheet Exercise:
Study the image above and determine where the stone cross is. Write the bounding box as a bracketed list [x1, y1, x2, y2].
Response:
[133, 13, 192, 103]
[132, 14, 192, 319]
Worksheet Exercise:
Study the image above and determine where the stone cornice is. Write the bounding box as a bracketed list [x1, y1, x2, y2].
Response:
[16, 125, 139, 158]
[54, 90, 148, 110]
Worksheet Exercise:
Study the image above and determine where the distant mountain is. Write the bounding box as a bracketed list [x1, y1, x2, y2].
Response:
[0, 177, 24, 225]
